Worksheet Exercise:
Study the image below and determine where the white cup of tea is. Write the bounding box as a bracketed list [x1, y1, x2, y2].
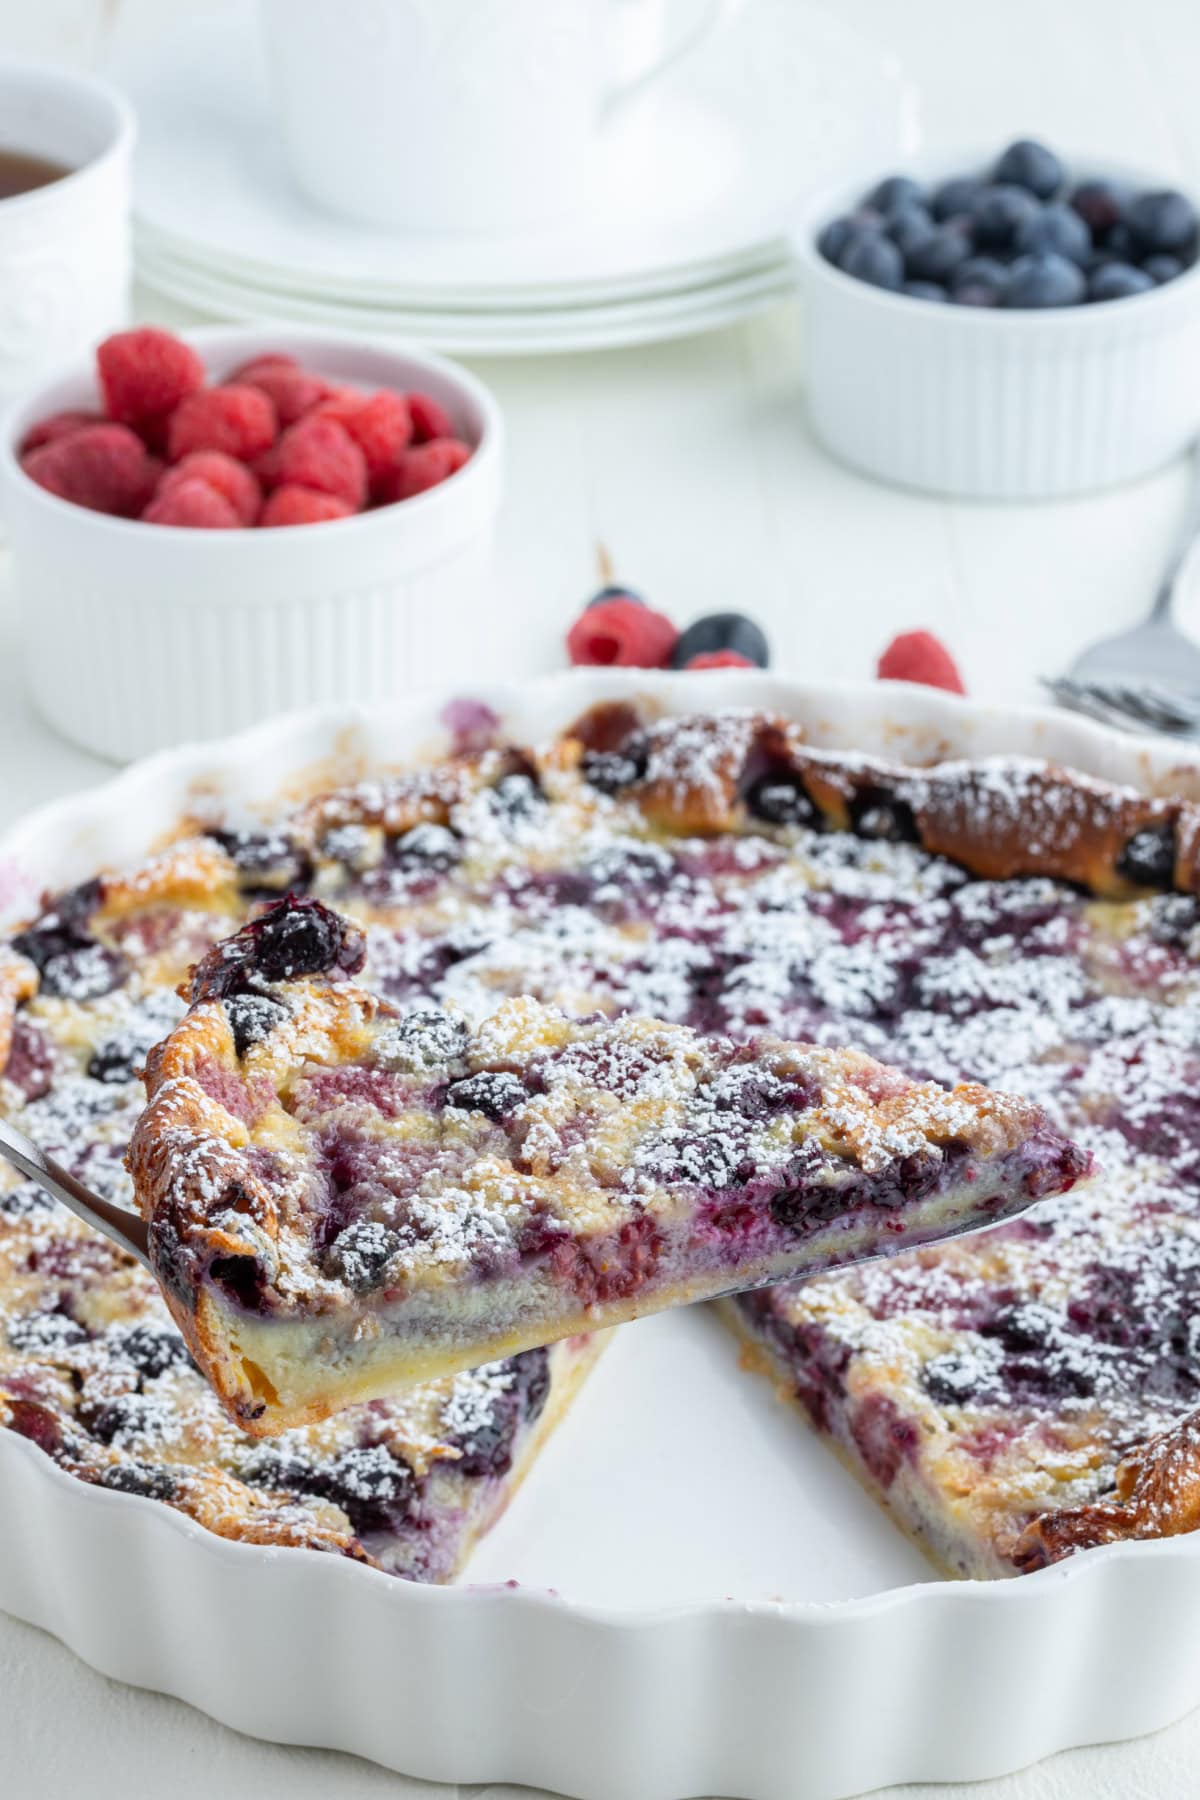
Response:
[0, 61, 133, 403]
[259, 0, 745, 235]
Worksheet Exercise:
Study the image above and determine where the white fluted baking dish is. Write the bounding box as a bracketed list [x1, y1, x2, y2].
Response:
[3, 668, 1200, 1800]
[0, 326, 503, 764]
[795, 154, 1200, 499]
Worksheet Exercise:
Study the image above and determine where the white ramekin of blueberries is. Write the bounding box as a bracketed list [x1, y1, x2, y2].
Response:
[797, 138, 1200, 498]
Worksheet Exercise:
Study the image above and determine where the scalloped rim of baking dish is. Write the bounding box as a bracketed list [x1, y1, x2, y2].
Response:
[3, 667, 1200, 1799]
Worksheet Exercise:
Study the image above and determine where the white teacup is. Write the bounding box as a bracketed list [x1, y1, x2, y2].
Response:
[259, 0, 744, 235]
[0, 61, 133, 403]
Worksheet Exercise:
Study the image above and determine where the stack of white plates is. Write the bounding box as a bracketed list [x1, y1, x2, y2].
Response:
[110, 0, 917, 356]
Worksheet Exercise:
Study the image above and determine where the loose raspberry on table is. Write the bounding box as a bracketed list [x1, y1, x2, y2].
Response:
[317, 389, 413, 486]
[22, 424, 160, 516]
[256, 415, 368, 509]
[97, 328, 205, 429]
[232, 360, 329, 426]
[407, 391, 456, 443]
[19, 410, 104, 454]
[684, 650, 756, 670]
[566, 596, 678, 668]
[876, 630, 966, 694]
[375, 438, 470, 503]
[157, 452, 261, 526]
[260, 485, 354, 527]
[167, 384, 278, 462]
[142, 477, 241, 529]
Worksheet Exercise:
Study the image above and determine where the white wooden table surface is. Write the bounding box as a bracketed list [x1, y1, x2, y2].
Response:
[3, 1, 1200, 1795]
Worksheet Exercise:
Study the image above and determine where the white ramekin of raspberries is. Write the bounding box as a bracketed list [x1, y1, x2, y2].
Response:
[0, 326, 504, 760]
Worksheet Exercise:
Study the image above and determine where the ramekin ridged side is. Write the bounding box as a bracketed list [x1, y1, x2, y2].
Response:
[0, 327, 504, 763]
[796, 155, 1200, 499]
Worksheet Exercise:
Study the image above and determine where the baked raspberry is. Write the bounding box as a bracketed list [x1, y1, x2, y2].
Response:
[566, 596, 678, 669]
[407, 391, 455, 443]
[318, 390, 413, 486]
[22, 424, 159, 516]
[376, 438, 470, 503]
[97, 328, 206, 431]
[685, 651, 756, 670]
[233, 361, 329, 427]
[19, 410, 104, 454]
[167, 385, 278, 463]
[260, 485, 354, 527]
[142, 477, 241, 529]
[256, 416, 368, 509]
[157, 452, 261, 526]
[877, 630, 966, 695]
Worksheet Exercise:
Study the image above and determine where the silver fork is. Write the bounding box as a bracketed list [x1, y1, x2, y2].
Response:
[0, 1115, 150, 1268]
[1043, 439, 1200, 736]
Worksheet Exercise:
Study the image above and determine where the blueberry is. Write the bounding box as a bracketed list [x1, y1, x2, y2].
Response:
[837, 226, 904, 290]
[224, 992, 288, 1057]
[905, 222, 972, 285]
[670, 613, 769, 671]
[111, 1323, 188, 1381]
[1013, 202, 1092, 265]
[1069, 179, 1126, 237]
[1127, 189, 1199, 256]
[100, 1463, 177, 1502]
[817, 214, 856, 264]
[581, 743, 648, 795]
[209, 829, 312, 896]
[511, 1346, 551, 1424]
[849, 787, 920, 844]
[902, 280, 948, 302]
[86, 1038, 141, 1085]
[251, 898, 353, 984]
[930, 175, 985, 221]
[950, 255, 1010, 308]
[1117, 822, 1177, 889]
[993, 139, 1064, 200]
[1005, 251, 1086, 307]
[1088, 261, 1154, 302]
[1103, 222, 1137, 260]
[969, 183, 1040, 250]
[444, 1070, 530, 1120]
[744, 773, 817, 826]
[487, 771, 545, 823]
[389, 822, 461, 870]
[1144, 253, 1185, 284]
[326, 1219, 402, 1292]
[585, 585, 644, 610]
[866, 175, 927, 216]
[885, 202, 935, 261]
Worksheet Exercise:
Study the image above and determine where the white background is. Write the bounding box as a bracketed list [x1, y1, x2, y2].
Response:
[3, 0, 1200, 1795]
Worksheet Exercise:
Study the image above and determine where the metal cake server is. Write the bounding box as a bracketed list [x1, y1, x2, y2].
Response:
[0, 1115, 151, 1269]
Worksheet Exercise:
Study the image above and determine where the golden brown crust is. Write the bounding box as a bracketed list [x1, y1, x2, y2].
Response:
[0, 946, 38, 1080]
[1013, 1408, 1200, 1568]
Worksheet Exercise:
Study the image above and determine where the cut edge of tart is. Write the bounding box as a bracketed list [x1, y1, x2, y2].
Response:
[127, 896, 1091, 1436]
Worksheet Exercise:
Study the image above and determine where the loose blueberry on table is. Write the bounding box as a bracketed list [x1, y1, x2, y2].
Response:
[818, 137, 1198, 307]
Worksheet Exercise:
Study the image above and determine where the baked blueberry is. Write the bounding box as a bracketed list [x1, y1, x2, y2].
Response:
[670, 613, 770, 671]
[1005, 251, 1086, 307]
[993, 138, 1064, 199]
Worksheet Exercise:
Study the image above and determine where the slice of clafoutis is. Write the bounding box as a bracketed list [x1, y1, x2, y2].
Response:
[128, 898, 1093, 1436]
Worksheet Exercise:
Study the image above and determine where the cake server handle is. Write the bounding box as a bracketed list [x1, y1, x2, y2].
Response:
[0, 1115, 151, 1269]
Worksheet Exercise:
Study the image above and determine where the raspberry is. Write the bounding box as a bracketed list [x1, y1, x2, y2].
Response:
[226, 353, 296, 382]
[142, 477, 241, 529]
[684, 650, 756, 670]
[233, 360, 329, 427]
[255, 416, 368, 509]
[167, 384, 278, 462]
[22, 424, 159, 516]
[876, 630, 966, 694]
[157, 452, 261, 526]
[567, 596, 678, 669]
[260, 485, 354, 527]
[407, 391, 455, 443]
[376, 438, 470, 503]
[20, 410, 104, 454]
[97, 328, 205, 428]
[317, 389, 412, 486]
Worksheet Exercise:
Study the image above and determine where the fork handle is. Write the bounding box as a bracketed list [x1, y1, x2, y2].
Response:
[0, 1116, 151, 1268]
[1151, 437, 1200, 622]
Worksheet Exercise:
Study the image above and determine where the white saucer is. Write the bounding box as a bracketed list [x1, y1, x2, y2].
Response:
[136, 238, 795, 355]
[108, 0, 916, 307]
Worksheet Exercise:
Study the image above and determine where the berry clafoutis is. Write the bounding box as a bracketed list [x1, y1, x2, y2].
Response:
[818, 137, 1198, 308]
